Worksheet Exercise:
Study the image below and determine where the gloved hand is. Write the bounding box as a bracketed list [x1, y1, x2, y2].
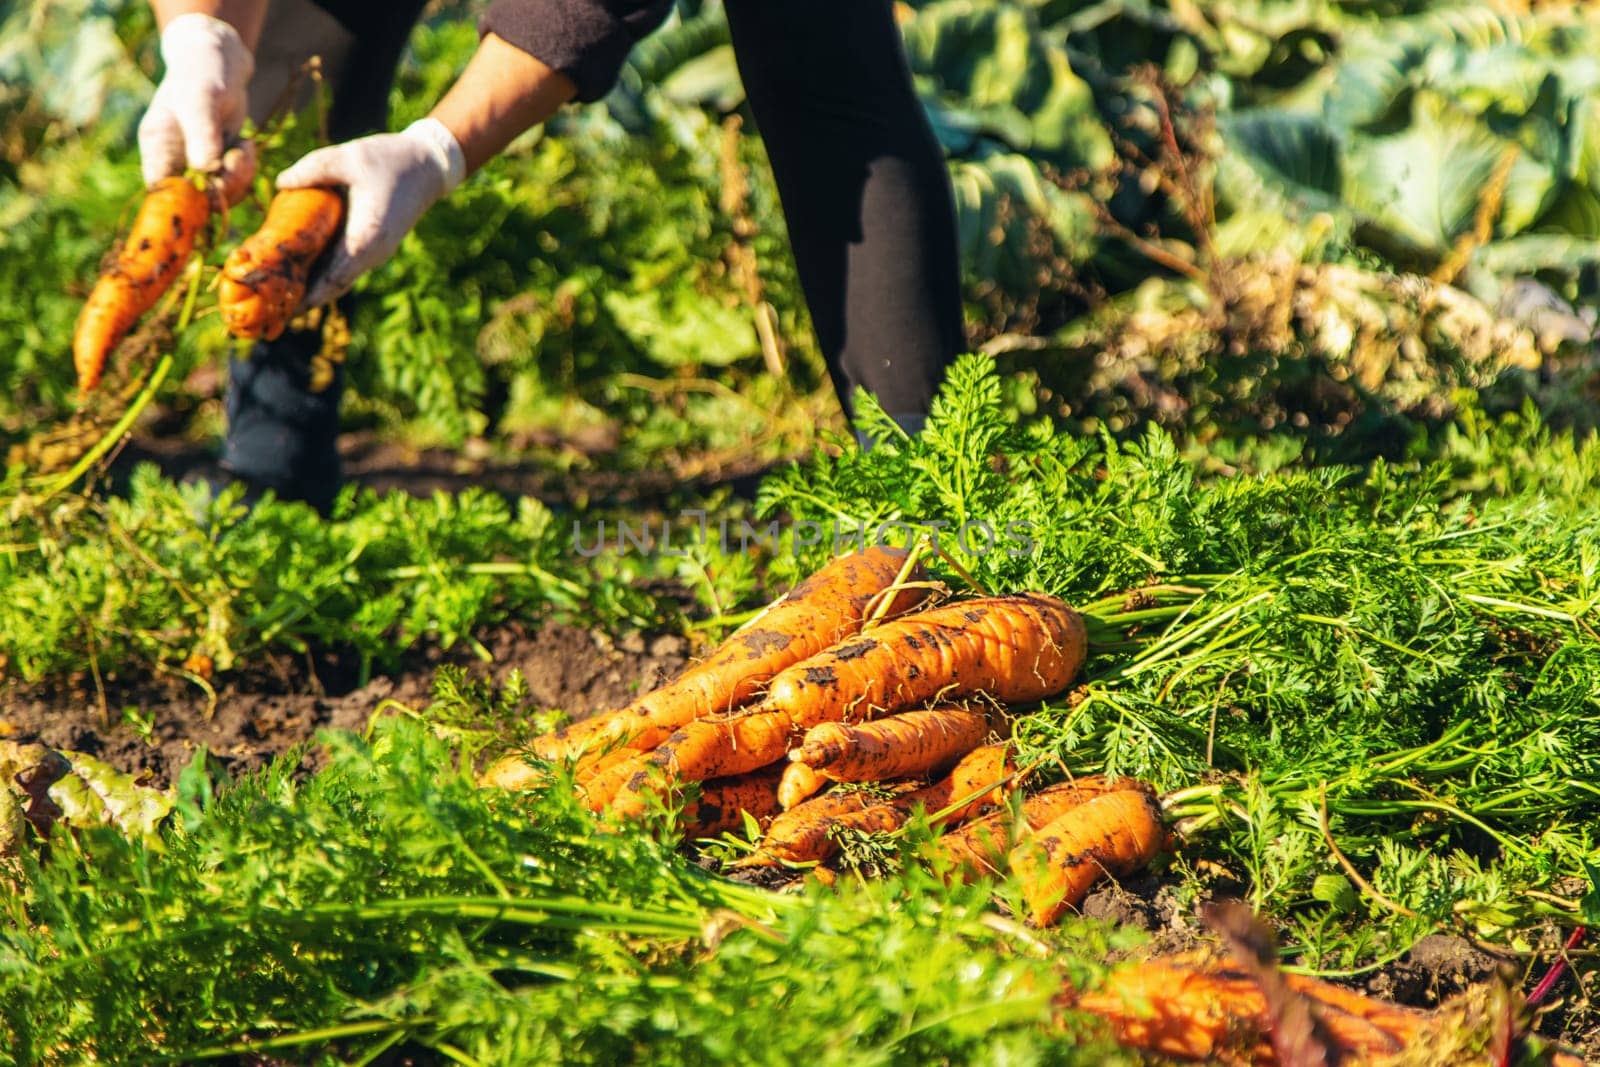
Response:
[276, 118, 467, 309]
[137, 13, 256, 190]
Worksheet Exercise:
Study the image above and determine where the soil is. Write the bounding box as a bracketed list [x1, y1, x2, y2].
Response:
[0, 619, 688, 788]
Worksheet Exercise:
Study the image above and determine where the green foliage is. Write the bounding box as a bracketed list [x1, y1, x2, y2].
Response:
[762, 354, 1600, 951]
[0, 718, 1132, 1064]
[0, 465, 667, 681]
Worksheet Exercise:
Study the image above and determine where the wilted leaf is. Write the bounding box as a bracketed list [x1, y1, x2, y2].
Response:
[50, 750, 174, 847]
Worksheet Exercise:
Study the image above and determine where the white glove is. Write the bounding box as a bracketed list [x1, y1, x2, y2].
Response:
[137, 13, 256, 190]
[276, 118, 467, 309]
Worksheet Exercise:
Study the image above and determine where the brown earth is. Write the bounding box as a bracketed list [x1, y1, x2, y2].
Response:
[0, 619, 689, 788]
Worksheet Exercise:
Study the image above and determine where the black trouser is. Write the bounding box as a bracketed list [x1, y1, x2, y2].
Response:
[725, 0, 962, 423]
[226, 0, 961, 511]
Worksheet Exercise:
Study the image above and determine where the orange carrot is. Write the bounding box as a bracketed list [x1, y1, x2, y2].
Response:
[777, 760, 826, 809]
[793, 705, 993, 783]
[924, 743, 1014, 822]
[644, 594, 1085, 788]
[1064, 954, 1430, 1063]
[932, 777, 1152, 882]
[763, 593, 1085, 728]
[1009, 788, 1167, 925]
[579, 750, 658, 813]
[529, 546, 925, 763]
[741, 784, 918, 867]
[678, 765, 786, 840]
[747, 746, 1011, 867]
[73, 176, 211, 391]
[218, 187, 344, 341]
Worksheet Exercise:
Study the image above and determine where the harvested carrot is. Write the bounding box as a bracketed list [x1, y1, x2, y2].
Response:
[777, 761, 826, 809]
[73, 176, 211, 391]
[1009, 788, 1167, 925]
[926, 743, 1014, 821]
[933, 777, 1153, 881]
[218, 187, 344, 341]
[1065, 954, 1430, 1063]
[644, 594, 1085, 788]
[747, 746, 1011, 867]
[741, 784, 918, 867]
[764, 593, 1085, 728]
[678, 765, 786, 840]
[578, 749, 657, 813]
[793, 705, 993, 783]
[478, 755, 548, 791]
[526, 545, 925, 765]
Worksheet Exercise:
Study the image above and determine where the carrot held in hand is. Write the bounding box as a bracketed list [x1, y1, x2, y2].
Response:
[73, 176, 211, 392]
[524, 545, 926, 766]
[1009, 787, 1167, 925]
[218, 187, 345, 340]
[793, 705, 994, 783]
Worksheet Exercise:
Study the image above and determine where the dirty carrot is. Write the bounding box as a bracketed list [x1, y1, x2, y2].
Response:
[73, 176, 211, 391]
[764, 593, 1085, 729]
[645, 594, 1086, 788]
[678, 765, 787, 840]
[1064, 954, 1430, 1063]
[777, 760, 826, 809]
[218, 187, 344, 341]
[740, 784, 919, 867]
[578, 749, 658, 813]
[1009, 788, 1168, 925]
[747, 746, 1011, 867]
[527, 545, 926, 764]
[792, 705, 994, 783]
[933, 777, 1153, 881]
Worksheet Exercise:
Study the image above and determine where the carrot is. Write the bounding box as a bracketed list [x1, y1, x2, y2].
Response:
[741, 784, 918, 867]
[923, 743, 1014, 822]
[1009, 788, 1167, 925]
[792, 706, 994, 783]
[73, 176, 211, 391]
[218, 187, 345, 341]
[678, 765, 786, 840]
[933, 777, 1153, 881]
[1064, 954, 1430, 1063]
[478, 755, 548, 791]
[578, 749, 658, 813]
[764, 593, 1086, 728]
[527, 545, 925, 764]
[777, 761, 826, 810]
[644, 594, 1085, 788]
[747, 746, 1011, 867]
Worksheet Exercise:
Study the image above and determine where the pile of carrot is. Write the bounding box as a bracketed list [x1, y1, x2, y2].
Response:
[483, 546, 1168, 924]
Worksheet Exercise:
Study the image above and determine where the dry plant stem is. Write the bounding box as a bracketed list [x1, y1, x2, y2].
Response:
[34, 258, 201, 506]
[1319, 782, 1417, 919]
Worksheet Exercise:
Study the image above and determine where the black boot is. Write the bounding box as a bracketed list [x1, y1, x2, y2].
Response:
[220, 322, 344, 516]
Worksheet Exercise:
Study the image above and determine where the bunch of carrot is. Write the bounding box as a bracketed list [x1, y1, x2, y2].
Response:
[483, 545, 1169, 925]
[74, 180, 346, 394]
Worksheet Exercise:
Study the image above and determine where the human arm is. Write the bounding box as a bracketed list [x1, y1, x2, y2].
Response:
[278, 33, 579, 307]
[138, 1, 265, 189]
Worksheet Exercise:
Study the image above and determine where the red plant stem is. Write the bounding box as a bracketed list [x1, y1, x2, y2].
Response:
[1526, 925, 1587, 1010]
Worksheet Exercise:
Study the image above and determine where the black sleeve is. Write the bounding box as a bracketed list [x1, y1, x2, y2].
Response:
[481, 0, 674, 103]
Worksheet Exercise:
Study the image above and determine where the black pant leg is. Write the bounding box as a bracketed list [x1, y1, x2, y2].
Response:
[723, 0, 963, 423]
[223, 2, 424, 513]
